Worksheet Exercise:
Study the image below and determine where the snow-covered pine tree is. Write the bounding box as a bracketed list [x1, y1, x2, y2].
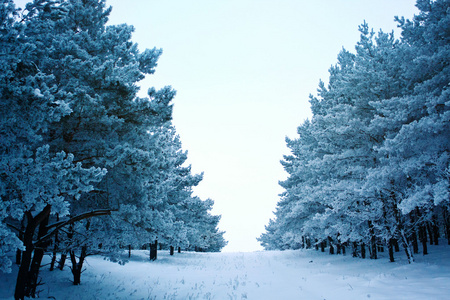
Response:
[309, 24, 411, 260]
[1, 0, 169, 289]
[0, 0, 31, 275]
[124, 125, 226, 255]
[260, 0, 449, 264]
[16, 0, 195, 282]
[180, 197, 227, 252]
[260, 26, 405, 255]
[366, 0, 450, 261]
[0, 1, 106, 298]
[2, 0, 226, 294]
[258, 119, 326, 251]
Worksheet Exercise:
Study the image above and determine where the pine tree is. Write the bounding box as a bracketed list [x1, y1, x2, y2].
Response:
[260, 0, 449, 264]
[0, 1, 107, 297]
[367, 0, 450, 259]
[1, 1, 226, 293]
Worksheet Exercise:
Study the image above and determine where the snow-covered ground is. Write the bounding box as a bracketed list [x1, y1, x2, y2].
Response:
[1, 244, 449, 299]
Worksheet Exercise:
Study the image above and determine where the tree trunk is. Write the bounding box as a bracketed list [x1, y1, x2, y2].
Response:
[128, 245, 132, 258]
[370, 238, 377, 260]
[368, 221, 377, 259]
[27, 244, 45, 297]
[415, 208, 428, 255]
[342, 243, 346, 255]
[14, 240, 32, 300]
[178, 247, 181, 253]
[320, 240, 325, 252]
[14, 205, 51, 300]
[336, 243, 341, 255]
[59, 225, 73, 271]
[419, 225, 428, 255]
[28, 210, 51, 295]
[306, 238, 311, 249]
[150, 240, 158, 261]
[15, 217, 25, 265]
[170, 246, 174, 256]
[390, 184, 412, 264]
[70, 246, 87, 285]
[442, 206, 450, 245]
[388, 238, 395, 262]
[15, 249, 22, 267]
[58, 252, 67, 270]
[50, 251, 57, 271]
[20, 214, 49, 297]
[15, 213, 34, 300]
[432, 214, 439, 245]
[399, 228, 414, 263]
[50, 214, 60, 271]
[393, 239, 400, 252]
[352, 242, 358, 257]
[361, 242, 366, 259]
[427, 223, 434, 245]
[411, 229, 419, 254]
[328, 237, 334, 254]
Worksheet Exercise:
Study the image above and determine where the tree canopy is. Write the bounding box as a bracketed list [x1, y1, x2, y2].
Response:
[259, 0, 449, 263]
[0, 0, 226, 298]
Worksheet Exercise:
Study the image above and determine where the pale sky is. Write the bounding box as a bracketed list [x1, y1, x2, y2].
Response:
[15, 0, 419, 252]
[104, 0, 419, 252]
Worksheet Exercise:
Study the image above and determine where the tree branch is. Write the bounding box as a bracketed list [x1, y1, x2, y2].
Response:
[35, 209, 114, 247]
[6, 223, 24, 235]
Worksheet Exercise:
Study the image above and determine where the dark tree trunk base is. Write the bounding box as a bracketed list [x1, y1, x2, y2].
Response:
[15, 206, 51, 300]
[419, 225, 428, 255]
[411, 229, 419, 254]
[15, 250, 21, 266]
[427, 223, 434, 245]
[58, 253, 67, 270]
[388, 239, 395, 262]
[393, 239, 399, 252]
[370, 240, 377, 260]
[352, 242, 358, 257]
[70, 247, 87, 286]
[50, 252, 57, 271]
[150, 240, 158, 261]
[432, 215, 439, 245]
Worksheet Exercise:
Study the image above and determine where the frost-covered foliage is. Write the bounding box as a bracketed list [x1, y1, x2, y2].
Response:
[0, 1, 225, 291]
[0, 0, 104, 276]
[259, 0, 450, 263]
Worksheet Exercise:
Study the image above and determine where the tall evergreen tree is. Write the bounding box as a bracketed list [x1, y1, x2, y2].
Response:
[1, 0, 226, 297]
[260, 0, 449, 264]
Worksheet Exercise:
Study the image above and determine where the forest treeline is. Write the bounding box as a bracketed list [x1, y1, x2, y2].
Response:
[259, 0, 449, 263]
[0, 0, 226, 299]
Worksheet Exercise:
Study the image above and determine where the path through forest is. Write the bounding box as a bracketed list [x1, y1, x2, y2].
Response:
[1, 245, 449, 299]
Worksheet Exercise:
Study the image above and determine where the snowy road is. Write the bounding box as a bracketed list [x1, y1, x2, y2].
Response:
[1, 246, 449, 299]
